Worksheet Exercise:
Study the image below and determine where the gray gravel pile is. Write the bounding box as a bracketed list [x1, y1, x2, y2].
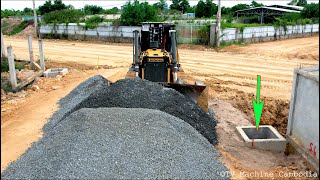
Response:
[43, 75, 111, 132]
[2, 108, 228, 179]
[44, 76, 218, 144]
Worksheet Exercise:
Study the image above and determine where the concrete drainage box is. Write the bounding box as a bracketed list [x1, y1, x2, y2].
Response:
[286, 66, 319, 172]
[44, 68, 69, 78]
[236, 125, 286, 152]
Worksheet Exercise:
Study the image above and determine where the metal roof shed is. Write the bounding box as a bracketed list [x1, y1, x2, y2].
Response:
[267, 4, 304, 11]
[236, 6, 301, 24]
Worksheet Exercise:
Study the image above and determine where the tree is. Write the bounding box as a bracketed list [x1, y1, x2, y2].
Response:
[230, 3, 250, 15]
[288, 0, 307, 6]
[221, 6, 231, 15]
[105, 7, 119, 14]
[301, 3, 319, 19]
[42, 9, 84, 24]
[297, 0, 307, 7]
[120, 0, 158, 26]
[23, 8, 33, 14]
[153, 0, 168, 12]
[38, 0, 68, 15]
[195, 0, 206, 18]
[83, 5, 104, 15]
[204, 0, 217, 17]
[250, 0, 264, 7]
[186, 6, 195, 13]
[170, 0, 190, 13]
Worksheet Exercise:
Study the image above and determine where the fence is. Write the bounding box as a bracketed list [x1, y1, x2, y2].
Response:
[175, 24, 207, 44]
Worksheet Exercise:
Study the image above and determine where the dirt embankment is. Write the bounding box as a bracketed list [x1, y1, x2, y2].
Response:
[207, 78, 289, 136]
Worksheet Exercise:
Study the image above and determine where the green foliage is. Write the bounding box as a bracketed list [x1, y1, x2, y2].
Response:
[84, 5, 104, 15]
[204, 0, 217, 17]
[120, 0, 158, 26]
[301, 3, 319, 21]
[221, 22, 267, 29]
[288, 0, 307, 6]
[83, 16, 104, 29]
[198, 24, 211, 44]
[195, 0, 217, 18]
[1, 9, 33, 19]
[43, 9, 84, 24]
[105, 7, 119, 14]
[222, 14, 234, 23]
[38, 0, 70, 15]
[1, 57, 26, 72]
[170, 0, 190, 13]
[282, 12, 302, 22]
[221, 6, 231, 15]
[153, 0, 168, 12]
[273, 17, 289, 32]
[168, 9, 182, 15]
[297, 0, 308, 6]
[230, 3, 250, 15]
[250, 0, 264, 7]
[4, 21, 30, 36]
[273, 11, 314, 31]
[23, 8, 33, 15]
[195, 0, 205, 18]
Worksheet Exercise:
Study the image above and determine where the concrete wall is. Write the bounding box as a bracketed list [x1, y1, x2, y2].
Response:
[40, 23, 319, 44]
[287, 66, 319, 172]
[40, 23, 140, 43]
[84, 14, 121, 20]
[210, 24, 319, 45]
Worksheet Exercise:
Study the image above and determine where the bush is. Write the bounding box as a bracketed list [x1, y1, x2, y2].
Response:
[83, 16, 104, 29]
[43, 9, 84, 24]
[84, 5, 104, 15]
[301, 3, 319, 19]
[120, 0, 159, 26]
[1, 57, 25, 72]
[198, 24, 211, 45]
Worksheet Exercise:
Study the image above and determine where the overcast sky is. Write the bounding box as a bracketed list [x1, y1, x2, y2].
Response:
[1, 0, 319, 10]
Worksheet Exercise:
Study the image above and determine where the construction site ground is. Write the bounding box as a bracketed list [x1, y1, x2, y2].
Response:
[1, 35, 319, 179]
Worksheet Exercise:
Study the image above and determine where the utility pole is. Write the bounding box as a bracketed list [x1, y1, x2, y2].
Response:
[32, 0, 38, 38]
[215, 0, 221, 47]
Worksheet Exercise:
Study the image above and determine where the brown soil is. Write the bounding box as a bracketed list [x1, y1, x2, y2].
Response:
[212, 98, 317, 179]
[15, 25, 35, 38]
[207, 79, 289, 136]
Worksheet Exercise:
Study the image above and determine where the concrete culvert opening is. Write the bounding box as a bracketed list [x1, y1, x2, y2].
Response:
[243, 127, 279, 139]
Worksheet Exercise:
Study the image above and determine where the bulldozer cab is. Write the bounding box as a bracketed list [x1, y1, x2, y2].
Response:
[140, 22, 175, 52]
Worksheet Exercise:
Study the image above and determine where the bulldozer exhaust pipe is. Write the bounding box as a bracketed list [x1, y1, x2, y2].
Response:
[170, 30, 178, 83]
[134, 30, 139, 77]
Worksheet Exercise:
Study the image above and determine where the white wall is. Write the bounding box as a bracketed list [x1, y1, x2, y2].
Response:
[220, 24, 319, 42]
[40, 23, 141, 38]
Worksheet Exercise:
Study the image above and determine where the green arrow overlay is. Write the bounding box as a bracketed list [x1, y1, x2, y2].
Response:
[252, 75, 264, 130]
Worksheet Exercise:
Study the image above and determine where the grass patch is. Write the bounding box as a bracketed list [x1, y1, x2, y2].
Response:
[1, 57, 26, 72]
[219, 41, 247, 48]
[221, 22, 271, 29]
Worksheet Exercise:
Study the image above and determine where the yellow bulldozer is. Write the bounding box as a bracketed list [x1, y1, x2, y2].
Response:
[126, 22, 208, 112]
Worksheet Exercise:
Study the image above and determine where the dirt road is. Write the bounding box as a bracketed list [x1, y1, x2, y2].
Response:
[4, 36, 318, 100]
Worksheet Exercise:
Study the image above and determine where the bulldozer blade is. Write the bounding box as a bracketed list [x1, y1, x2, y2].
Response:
[163, 83, 209, 112]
